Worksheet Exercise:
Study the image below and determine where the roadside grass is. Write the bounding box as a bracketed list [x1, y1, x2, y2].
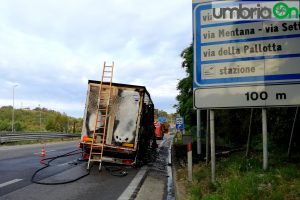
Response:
[1, 138, 80, 146]
[185, 152, 300, 200]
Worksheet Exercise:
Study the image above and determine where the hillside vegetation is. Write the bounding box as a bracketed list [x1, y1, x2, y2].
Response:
[0, 106, 82, 133]
[186, 151, 300, 200]
[175, 44, 300, 199]
[176, 44, 300, 151]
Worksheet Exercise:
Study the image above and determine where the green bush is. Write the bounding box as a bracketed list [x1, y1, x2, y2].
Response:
[0, 119, 11, 131]
[189, 187, 202, 200]
[186, 152, 300, 200]
[279, 165, 299, 180]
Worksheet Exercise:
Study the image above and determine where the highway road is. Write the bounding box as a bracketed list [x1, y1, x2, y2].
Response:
[0, 138, 174, 200]
[0, 140, 142, 200]
[0, 141, 81, 196]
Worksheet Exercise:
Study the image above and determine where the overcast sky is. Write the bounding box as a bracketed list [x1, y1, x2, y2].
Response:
[0, 0, 192, 117]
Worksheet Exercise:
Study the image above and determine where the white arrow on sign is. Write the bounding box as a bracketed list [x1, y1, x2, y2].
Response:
[178, 124, 183, 128]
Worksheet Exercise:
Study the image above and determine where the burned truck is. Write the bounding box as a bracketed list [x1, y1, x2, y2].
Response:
[80, 80, 155, 166]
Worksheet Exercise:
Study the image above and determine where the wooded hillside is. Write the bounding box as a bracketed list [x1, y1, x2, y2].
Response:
[0, 106, 82, 133]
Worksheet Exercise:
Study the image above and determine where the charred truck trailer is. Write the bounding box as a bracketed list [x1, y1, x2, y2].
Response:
[80, 80, 155, 166]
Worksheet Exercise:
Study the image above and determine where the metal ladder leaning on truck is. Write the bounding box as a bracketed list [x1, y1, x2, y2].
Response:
[87, 62, 114, 171]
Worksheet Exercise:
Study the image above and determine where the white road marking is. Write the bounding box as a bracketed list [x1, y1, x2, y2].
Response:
[0, 148, 11, 151]
[0, 179, 23, 188]
[117, 166, 148, 200]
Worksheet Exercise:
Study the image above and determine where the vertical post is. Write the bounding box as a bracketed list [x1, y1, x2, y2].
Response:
[67, 118, 69, 133]
[246, 108, 253, 157]
[210, 110, 215, 182]
[262, 108, 268, 170]
[73, 121, 76, 133]
[12, 88, 15, 132]
[206, 109, 209, 165]
[39, 104, 42, 131]
[197, 109, 201, 154]
[187, 143, 193, 182]
[12, 85, 18, 132]
[288, 107, 298, 158]
[182, 116, 185, 135]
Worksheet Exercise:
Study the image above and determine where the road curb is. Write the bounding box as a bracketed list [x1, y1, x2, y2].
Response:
[171, 146, 181, 200]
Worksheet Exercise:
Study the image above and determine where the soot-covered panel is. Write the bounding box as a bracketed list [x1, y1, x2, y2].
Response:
[82, 83, 141, 146]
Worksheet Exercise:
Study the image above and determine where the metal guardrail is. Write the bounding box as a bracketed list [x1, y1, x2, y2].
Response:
[0, 132, 81, 144]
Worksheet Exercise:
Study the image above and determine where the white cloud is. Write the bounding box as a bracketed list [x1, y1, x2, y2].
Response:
[0, 0, 191, 117]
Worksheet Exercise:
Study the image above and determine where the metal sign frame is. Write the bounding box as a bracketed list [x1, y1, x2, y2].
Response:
[193, 1, 300, 109]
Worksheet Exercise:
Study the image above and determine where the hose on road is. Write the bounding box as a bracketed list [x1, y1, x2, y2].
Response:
[31, 149, 90, 185]
[31, 149, 129, 185]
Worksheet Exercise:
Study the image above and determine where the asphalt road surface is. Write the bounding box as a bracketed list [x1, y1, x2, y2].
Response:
[0, 141, 141, 200]
[0, 141, 81, 196]
[0, 137, 174, 200]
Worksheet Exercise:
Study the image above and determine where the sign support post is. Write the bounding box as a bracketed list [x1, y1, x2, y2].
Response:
[246, 108, 253, 157]
[188, 143, 193, 182]
[288, 107, 298, 158]
[210, 110, 215, 182]
[197, 109, 201, 154]
[183, 116, 185, 135]
[206, 109, 209, 165]
[262, 108, 268, 170]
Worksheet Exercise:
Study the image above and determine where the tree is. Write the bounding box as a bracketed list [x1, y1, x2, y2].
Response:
[154, 109, 168, 118]
[14, 121, 24, 131]
[176, 44, 196, 130]
[0, 119, 11, 131]
[46, 117, 56, 131]
[0, 106, 82, 133]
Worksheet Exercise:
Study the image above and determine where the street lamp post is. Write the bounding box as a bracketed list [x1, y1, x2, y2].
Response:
[12, 85, 18, 132]
[39, 104, 42, 131]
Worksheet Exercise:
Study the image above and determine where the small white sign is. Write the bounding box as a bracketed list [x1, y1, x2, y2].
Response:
[176, 117, 183, 125]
